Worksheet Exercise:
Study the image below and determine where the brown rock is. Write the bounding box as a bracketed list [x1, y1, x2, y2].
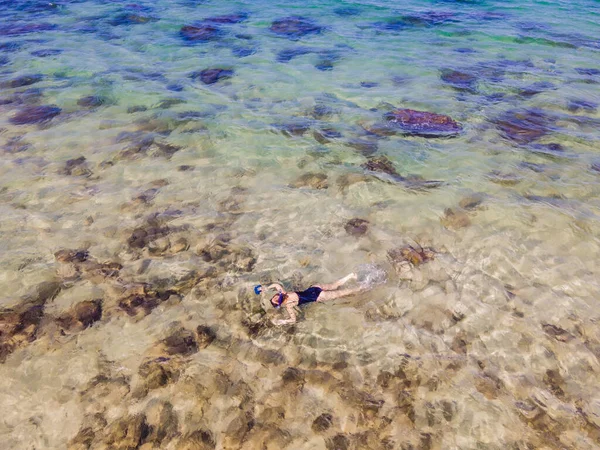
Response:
[312, 413, 333, 433]
[57, 299, 102, 331]
[0, 289, 53, 362]
[281, 367, 305, 389]
[145, 400, 179, 446]
[55, 249, 89, 263]
[361, 155, 399, 176]
[171, 237, 189, 253]
[388, 245, 435, 268]
[494, 109, 552, 144]
[176, 430, 215, 450]
[138, 358, 178, 391]
[543, 369, 565, 399]
[384, 108, 462, 137]
[458, 193, 484, 210]
[196, 325, 216, 348]
[344, 218, 369, 236]
[326, 434, 350, 450]
[290, 172, 328, 189]
[103, 414, 149, 450]
[68, 427, 95, 450]
[162, 327, 198, 356]
[441, 208, 470, 229]
[542, 323, 574, 342]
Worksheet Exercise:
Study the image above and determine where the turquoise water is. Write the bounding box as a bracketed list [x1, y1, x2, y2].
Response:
[2, 1, 600, 449]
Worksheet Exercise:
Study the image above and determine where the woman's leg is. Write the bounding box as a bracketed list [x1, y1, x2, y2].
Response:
[314, 273, 357, 291]
[317, 286, 364, 302]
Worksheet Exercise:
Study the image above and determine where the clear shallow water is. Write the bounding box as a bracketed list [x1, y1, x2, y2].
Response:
[1, 0, 600, 449]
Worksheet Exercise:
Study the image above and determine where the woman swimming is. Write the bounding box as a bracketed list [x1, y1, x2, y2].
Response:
[263, 273, 365, 325]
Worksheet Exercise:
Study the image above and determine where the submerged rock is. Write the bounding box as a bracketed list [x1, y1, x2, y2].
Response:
[487, 171, 522, 186]
[9, 105, 61, 125]
[458, 193, 484, 210]
[270, 16, 322, 39]
[0, 74, 43, 89]
[567, 98, 597, 113]
[361, 155, 399, 176]
[275, 119, 312, 137]
[180, 24, 221, 42]
[440, 69, 477, 91]
[345, 139, 378, 156]
[57, 300, 102, 332]
[109, 13, 157, 26]
[176, 430, 215, 450]
[344, 218, 369, 237]
[362, 155, 444, 191]
[575, 67, 600, 76]
[542, 323, 574, 342]
[0, 281, 61, 362]
[60, 156, 92, 177]
[77, 95, 110, 108]
[161, 327, 198, 356]
[276, 46, 314, 62]
[118, 285, 177, 318]
[196, 325, 217, 348]
[191, 68, 234, 85]
[385, 108, 463, 137]
[103, 414, 149, 449]
[198, 240, 256, 273]
[312, 413, 333, 432]
[290, 172, 328, 189]
[441, 208, 471, 229]
[494, 109, 553, 144]
[313, 128, 342, 144]
[334, 6, 361, 16]
[388, 245, 435, 268]
[144, 400, 179, 446]
[54, 249, 89, 263]
[204, 13, 248, 24]
[31, 48, 62, 57]
[528, 143, 572, 161]
[0, 23, 56, 36]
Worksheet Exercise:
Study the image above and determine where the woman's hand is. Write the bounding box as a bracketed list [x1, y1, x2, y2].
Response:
[272, 318, 295, 326]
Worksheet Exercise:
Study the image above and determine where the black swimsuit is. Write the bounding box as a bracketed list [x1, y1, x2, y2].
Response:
[296, 286, 323, 305]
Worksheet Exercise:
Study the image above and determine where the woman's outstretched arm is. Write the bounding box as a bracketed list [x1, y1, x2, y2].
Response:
[273, 304, 297, 325]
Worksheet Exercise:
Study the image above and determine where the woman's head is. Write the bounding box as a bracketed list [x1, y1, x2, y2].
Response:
[270, 292, 285, 308]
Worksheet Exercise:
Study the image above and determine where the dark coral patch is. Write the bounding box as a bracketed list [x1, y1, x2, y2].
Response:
[190, 68, 234, 85]
[276, 46, 313, 63]
[30, 48, 62, 57]
[109, 13, 157, 26]
[385, 108, 462, 137]
[77, 95, 109, 108]
[180, 24, 221, 42]
[334, 6, 361, 16]
[575, 67, 600, 76]
[270, 16, 322, 39]
[9, 105, 61, 125]
[494, 109, 553, 144]
[1, 74, 43, 89]
[440, 69, 477, 91]
[0, 23, 56, 36]
[203, 13, 248, 24]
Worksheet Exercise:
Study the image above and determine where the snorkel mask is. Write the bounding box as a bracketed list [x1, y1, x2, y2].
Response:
[254, 284, 284, 308]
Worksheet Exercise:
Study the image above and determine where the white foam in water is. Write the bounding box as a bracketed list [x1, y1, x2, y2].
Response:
[356, 263, 387, 288]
